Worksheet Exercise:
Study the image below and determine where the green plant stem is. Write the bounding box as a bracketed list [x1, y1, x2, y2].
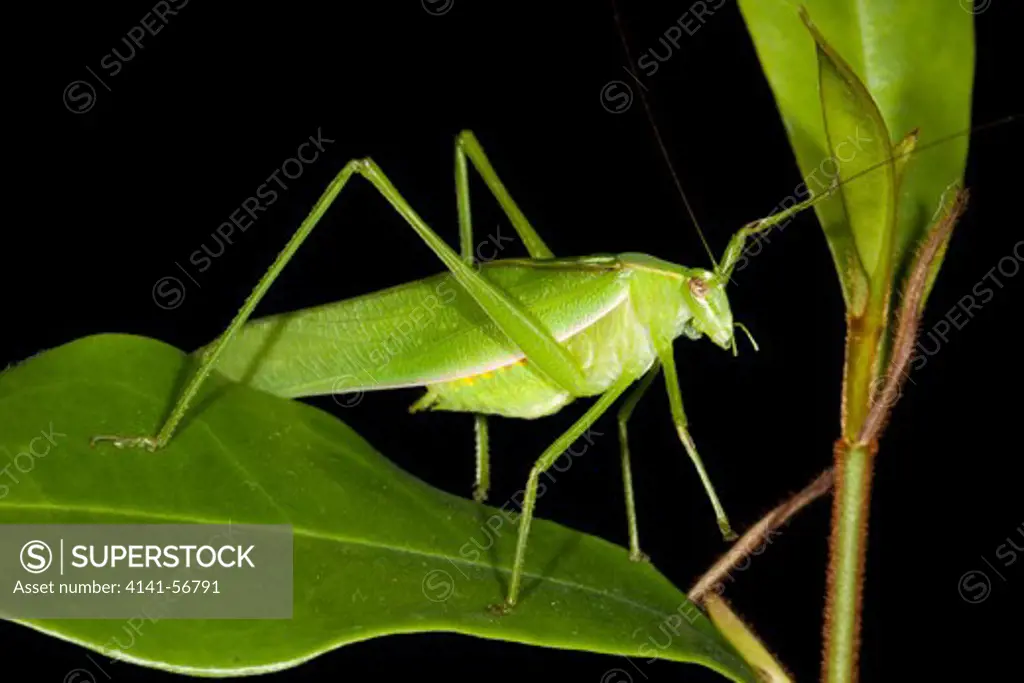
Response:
[824, 441, 874, 683]
[825, 300, 885, 682]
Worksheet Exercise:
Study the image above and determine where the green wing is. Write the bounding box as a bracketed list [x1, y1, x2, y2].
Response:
[205, 259, 631, 398]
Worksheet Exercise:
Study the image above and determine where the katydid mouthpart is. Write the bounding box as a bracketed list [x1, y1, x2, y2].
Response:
[89, 128, 920, 612]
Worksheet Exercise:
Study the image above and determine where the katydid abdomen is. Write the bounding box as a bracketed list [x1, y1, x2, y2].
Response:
[205, 255, 694, 419]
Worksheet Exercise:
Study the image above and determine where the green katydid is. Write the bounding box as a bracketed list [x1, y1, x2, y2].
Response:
[90, 130, 835, 611]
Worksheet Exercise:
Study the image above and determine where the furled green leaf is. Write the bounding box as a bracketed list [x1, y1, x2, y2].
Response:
[0, 334, 757, 682]
[737, 0, 974, 308]
[801, 9, 896, 296]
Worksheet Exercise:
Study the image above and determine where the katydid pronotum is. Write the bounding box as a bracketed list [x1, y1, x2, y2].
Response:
[89, 130, 861, 612]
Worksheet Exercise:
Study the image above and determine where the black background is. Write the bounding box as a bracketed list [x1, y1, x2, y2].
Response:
[8, 1, 1022, 681]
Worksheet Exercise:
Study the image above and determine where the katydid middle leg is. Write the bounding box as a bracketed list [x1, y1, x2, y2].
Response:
[454, 129, 560, 503]
[616, 360, 662, 562]
[499, 373, 636, 612]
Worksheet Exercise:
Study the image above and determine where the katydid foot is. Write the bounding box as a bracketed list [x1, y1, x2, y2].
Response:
[629, 549, 650, 563]
[487, 599, 515, 616]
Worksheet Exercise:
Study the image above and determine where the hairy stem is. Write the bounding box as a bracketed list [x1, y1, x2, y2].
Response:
[689, 468, 834, 603]
[823, 440, 874, 683]
[824, 274, 886, 683]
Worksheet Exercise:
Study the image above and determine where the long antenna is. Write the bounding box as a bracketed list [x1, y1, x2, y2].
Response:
[820, 114, 1019, 200]
[611, 0, 719, 270]
[610, 1, 1019, 268]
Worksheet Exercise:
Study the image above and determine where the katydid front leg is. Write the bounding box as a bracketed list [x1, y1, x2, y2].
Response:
[658, 343, 738, 541]
[715, 178, 841, 282]
[92, 156, 591, 452]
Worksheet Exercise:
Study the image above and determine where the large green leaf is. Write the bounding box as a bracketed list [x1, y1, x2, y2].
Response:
[737, 0, 974, 307]
[0, 334, 757, 682]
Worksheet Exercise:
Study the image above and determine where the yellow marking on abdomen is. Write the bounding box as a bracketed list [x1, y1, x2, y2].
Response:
[456, 357, 529, 386]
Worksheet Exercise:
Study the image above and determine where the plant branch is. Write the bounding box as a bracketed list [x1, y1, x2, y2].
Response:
[858, 187, 968, 444]
[824, 186, 968, 683]
[689, 468, 834, 603]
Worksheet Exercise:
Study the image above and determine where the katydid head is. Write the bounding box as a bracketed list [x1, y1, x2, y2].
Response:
[682, 270, 734, 352]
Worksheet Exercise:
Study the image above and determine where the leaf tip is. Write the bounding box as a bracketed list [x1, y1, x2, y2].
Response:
[797, 6, 823, 46]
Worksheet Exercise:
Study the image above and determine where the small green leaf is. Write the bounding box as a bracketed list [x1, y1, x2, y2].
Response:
[0, 334, 757, 682]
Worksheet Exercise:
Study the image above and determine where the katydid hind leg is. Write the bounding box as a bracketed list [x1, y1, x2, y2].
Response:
[93, 156, 586, 451]
[456, 130, 555, 260]
[657, 344, 737, 541]
[473, 415, 490, 503]
[457, 158, 492, 504]
[91, 160, 372, 451]
[350, 158, 588, 397]
[616, 361, 662, 563]
[494, 374, 635, 614]
[456, 136, 559, 506]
